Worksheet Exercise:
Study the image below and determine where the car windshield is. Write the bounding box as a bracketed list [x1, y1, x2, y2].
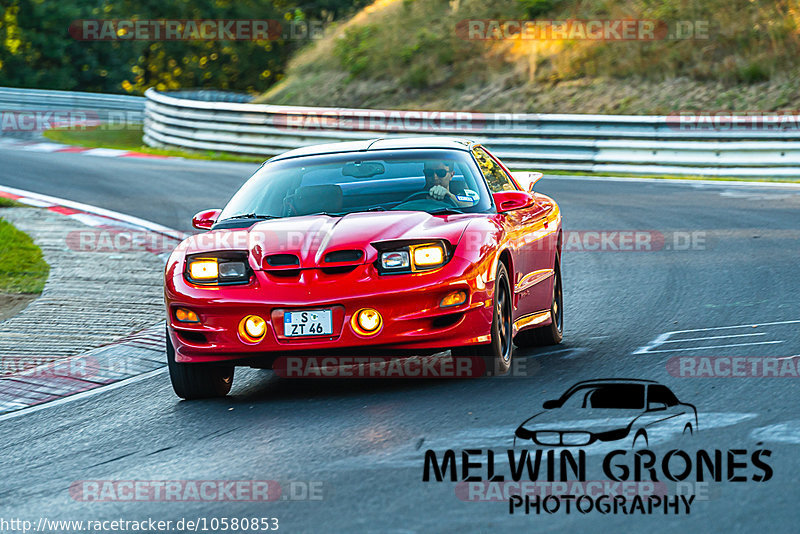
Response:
[217, 149, 494, 224]
[559, 384, 646, 409]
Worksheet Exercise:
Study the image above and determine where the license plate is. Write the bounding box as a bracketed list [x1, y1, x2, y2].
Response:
[283, 309, 333, 337]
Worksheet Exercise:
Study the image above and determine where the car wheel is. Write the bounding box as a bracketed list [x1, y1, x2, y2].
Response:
[166, 327, 234, 399]
[513, 254, 563, 347]
[632, 429, 649, 449]
[453, 262, 513, 376]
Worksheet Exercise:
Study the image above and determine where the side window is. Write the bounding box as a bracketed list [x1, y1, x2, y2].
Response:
[648, 385, 679, 406]
[473, 147, 517, 193]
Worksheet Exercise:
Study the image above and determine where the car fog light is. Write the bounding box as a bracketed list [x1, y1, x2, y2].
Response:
[175, 307, 199, 323]
[353, 308, 382, 334]
[440, 290, 467, 308]
[239, 315, 267, 342]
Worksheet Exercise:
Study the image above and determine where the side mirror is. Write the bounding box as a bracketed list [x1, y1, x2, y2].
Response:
[192, 209, 221, 230]
[647, 402, 667, 412]
[493, 191, 535, 213]
[511, 171, 543, 192]
[542, 400, 560, 409]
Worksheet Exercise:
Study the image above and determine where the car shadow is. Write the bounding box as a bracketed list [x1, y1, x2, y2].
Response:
[231, 368, 475, 402]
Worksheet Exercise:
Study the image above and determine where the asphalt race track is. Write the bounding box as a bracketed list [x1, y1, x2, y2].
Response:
[1, 144, 799, 532]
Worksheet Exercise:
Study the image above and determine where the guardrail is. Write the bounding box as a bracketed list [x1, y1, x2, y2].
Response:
[143, 89, 800, 176]
[5, 86, 799, 177]
[0, 86, 144, 122]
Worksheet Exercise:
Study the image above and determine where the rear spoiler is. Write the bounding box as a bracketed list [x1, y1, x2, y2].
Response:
[511, 171, 544, 192]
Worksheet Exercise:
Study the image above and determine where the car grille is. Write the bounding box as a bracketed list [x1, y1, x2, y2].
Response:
[534, 431, 592, 446]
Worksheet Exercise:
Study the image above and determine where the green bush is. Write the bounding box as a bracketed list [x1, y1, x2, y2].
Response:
[737, 62, 770, 83]
[517, 0, 560, 18]
[334, 24, 379, 76]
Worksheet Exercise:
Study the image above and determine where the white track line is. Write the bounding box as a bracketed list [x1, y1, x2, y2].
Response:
[660, 332, 767, 343]
[643, 340, 784, 354]
[667, 319, 800, 334]
[0, 184, 187, 240]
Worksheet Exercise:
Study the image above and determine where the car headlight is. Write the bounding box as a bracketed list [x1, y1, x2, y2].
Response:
[189, 259, 218, 280]
[412, 244, 444, 267]
[185, 254, 251, 285]
[375, 241, 449, 274]
[381, 251, 410, 270]
[218, 261, 247, 280]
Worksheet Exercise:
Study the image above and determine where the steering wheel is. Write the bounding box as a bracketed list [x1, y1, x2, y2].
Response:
[396, 190, 457, 206]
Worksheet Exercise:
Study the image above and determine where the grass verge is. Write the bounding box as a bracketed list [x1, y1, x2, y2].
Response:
[0, 210, 50, 294]
[0, 197, 24, 208]
[43, 126, 265, 163]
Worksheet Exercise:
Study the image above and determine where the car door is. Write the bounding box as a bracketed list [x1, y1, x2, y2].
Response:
[472, 146, 554, 320]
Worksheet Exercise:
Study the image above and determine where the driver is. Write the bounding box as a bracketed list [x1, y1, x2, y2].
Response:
[423, 161, 472, 207]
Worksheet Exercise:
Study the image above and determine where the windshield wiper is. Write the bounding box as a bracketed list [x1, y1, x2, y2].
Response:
[223, 213, 277, 221]
[346, 206, 387, 214]
[428, 208, 464, 215]
[305, 211, 345, 217]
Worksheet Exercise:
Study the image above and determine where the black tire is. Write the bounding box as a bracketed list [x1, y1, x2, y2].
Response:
[166, 328, 234, 399]
[453, 262, 513, 376]
[513, 254, 563, 347]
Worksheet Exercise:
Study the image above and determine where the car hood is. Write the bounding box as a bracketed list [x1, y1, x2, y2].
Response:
[516, 408, 644, 435]
[179, 211, 478, 269]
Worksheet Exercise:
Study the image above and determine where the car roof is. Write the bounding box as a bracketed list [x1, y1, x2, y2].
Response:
[268, 137, 476, 162]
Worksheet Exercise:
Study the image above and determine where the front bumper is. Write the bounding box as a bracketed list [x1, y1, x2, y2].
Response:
[165, 256, 494, 364]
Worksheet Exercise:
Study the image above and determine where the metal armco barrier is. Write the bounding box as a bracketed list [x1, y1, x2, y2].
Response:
[5, 86, 800, 177]
[143, 89, 800, 176]
[0, 87, 145, 123]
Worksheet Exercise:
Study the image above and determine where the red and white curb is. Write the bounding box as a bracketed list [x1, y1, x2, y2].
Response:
[0, 324, 168, 419]
[0, 184, 188, 241]
[0, 137, 178, 160]
[0, 186, 188, 419]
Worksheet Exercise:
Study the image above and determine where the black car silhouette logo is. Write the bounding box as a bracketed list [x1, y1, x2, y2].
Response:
[515, 379, 698, 448]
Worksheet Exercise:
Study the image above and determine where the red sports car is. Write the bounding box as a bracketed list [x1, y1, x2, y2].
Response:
[164, 138, 562, 398]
